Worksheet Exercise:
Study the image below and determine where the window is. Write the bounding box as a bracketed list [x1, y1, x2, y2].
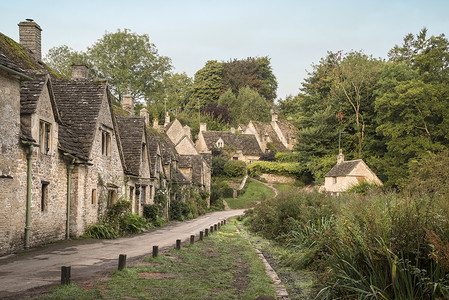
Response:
[140, 185, 146, 206]
[41, 181, 49, 212]
[141, 143, 146, 161]
[39, 121, 51, 154]
[101, 131, 111, 156]
[107, 189, 117, 207]
[91, 189, 97, 206]
[216, 140, 223, 148]
[333, 177, 337, 184]
[156, 155, 161, 173]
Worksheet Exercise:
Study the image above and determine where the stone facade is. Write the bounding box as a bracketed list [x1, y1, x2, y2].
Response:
[260, 174, 296, 184]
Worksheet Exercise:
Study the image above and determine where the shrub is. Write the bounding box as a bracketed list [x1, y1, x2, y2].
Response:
[143, 204, 159, 222]
[223, 160, 246, 177]
[248, 161, 303, 178]
[83, 223, 118, 239]
[120, 214, 148, 234]
[169, 199, 190, 221]
[212, 155, 229, 177]
[346, 181, 381, 194]
[221, 187, 234, 198]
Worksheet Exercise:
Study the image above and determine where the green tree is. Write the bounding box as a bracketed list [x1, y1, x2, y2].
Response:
[189, 60, 224, 112]
[44, 45, 89, 77]
[88, 29, 172, 102]
[238, 86, 271, 124]
[218, 88, 240, 125]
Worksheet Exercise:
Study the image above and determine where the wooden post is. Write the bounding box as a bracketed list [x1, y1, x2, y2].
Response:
[214, 224, 217, 231]
[205, 228, 209, 237]
[224, 219, 226, 225]
[200, 231, 204, 241]
[176, 239, 181, 250]
[61, 266, 71, 285]
[190, 235, 195, 244]
[221, 220, 224, 226]
[118, 254, 127, 271]
[210, 226, 213, 233]
[152, 245, 159, 258]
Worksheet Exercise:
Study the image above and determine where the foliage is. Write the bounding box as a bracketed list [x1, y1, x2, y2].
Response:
[224, 179, 275, 210]
[83, 199, 149, 239]
[143, 204, 159, 222]
[258, 151, 276, 161]
[189, 60, 224, 111]
[346, 180, 381, 194]
[223, 160, 247, 177]
[154, 188, 168, 216]
[211, 155, 229, 177]
[202, 102, 232, 124]
[245, 188, 449, 299]
[248, 161, 303, 178]
[45, 29, 172, 103]
[275, 152, 301, 163]
[169, 199, 190, 221]
[238, 86, 271, 124]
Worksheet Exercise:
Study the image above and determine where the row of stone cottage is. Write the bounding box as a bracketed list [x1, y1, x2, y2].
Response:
[0, 20, 211, 255]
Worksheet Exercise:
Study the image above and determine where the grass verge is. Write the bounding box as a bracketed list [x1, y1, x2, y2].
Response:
[34, 221, 276, 300]
[225, 179, 275, 209]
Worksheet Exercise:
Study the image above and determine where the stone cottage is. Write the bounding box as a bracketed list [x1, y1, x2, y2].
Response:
[324, 150, 383, 194]
[196, 123, 262, 162]
[116, 95, 154, 215]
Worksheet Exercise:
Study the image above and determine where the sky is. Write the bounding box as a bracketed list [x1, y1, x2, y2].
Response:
[1, 0, 448, 99]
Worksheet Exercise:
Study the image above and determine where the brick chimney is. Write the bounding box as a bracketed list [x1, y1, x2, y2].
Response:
[230, 127, 235, 134]
[271, 111, 278, 122]
[71, 64, 88, 79]
[140, 108, 149, 127]
[122, 94, 134, 116]
[184, 125, 191, 139]
[18, 19, 42, 61]
[153, 118, 159, 128]
[199, 123, 207, 132]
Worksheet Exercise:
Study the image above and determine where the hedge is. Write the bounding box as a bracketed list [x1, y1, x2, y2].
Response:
[248, 161, 303, 178]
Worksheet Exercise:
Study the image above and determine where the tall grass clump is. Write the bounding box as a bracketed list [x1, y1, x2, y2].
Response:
[245, 189, 449, 299]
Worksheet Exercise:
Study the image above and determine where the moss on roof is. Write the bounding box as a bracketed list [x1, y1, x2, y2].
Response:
[0, 33, 39, 70]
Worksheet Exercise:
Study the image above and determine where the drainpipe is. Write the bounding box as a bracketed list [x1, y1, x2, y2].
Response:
[24, 144, 33, 248]
[64, 153, 76, 239]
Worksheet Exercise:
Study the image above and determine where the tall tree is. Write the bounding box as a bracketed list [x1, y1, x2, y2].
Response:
[189, 60, 224, 112]
[44, 45, 89, 77]
[88, 29, 172, 102]
[238, 86, 271, 124]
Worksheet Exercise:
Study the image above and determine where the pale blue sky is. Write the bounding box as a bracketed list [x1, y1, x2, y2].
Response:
[1, 0, 448, 99]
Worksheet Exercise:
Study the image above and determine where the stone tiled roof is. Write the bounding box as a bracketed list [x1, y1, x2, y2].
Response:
[0, 53, 26, 75]
[0, 33, 43, 72]
[20, 72, 47, 114]
[276, 120, 297, 139]
[252, 121, 287, 152]
[325, 160, 362, 177]
[178, 155, 204, 185]
[172, 168, 188, 183]
[146, 128, 161, 173]
[200, 152, 212, 168]
[201, 131, 262, 156]
[52, 79, 107, 160]
[116, 116, 147, 176]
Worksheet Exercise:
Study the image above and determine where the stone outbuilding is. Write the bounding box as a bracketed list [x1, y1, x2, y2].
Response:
[324, 150, 383, 194]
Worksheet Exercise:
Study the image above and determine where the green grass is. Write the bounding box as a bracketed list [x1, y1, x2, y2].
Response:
[35, 222, 275, 300]
[224, 179, 275, 209]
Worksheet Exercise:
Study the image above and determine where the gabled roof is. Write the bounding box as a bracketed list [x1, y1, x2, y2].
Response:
[52, 79, 108, 160]
[116, 116, 148, 176]
[178, 155, 204, 185]
[201, 131, 262, 156]
[276, 120, 297, 139]
[325, 160, 362, 177]
[251, 121, 287, 152]
[0, 32, 43, 72]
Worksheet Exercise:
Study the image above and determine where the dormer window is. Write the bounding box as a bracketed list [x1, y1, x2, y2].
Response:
[216, 138, 224, 148]
[39, 121, 51, 154]
[101, 130, 111, 156]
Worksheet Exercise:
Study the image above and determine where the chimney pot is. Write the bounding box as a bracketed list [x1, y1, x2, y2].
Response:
[122, 94, 134, 116]
[337, 149, 344, 164]
[71, 64, 88, 79]
[153, 118, 159, 128]
[18, 20, 42, 61]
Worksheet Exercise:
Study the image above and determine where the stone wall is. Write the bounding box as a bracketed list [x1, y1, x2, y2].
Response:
[260, 173, 296, 184]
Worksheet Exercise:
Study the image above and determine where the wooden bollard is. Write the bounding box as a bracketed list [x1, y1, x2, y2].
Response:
[118, 254, 127, 271]
[61, 266, 71, 285]
[210, 226, 213, 233]
[224, 219, 226, 225]
[153, 245, 159, 258]
[221, 220, 224, 226]
[176, 239, 181, 250]
[214, 224, 217, 231]
[190, 235, 195, 244]
[200, 231, 204, 241]
[205, 228, 209, 237]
